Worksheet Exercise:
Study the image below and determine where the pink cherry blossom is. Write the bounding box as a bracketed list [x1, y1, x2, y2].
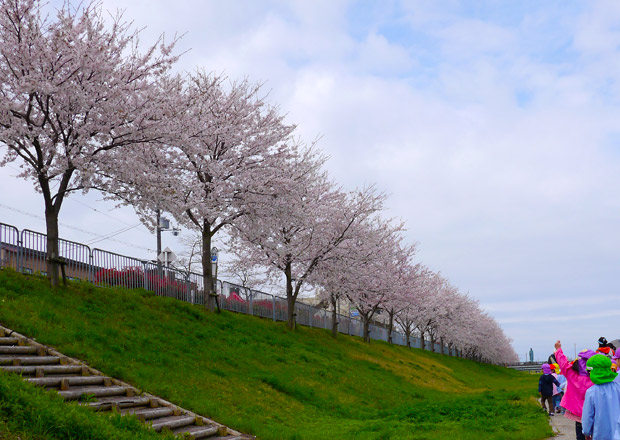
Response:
[0, 0, 181, 285]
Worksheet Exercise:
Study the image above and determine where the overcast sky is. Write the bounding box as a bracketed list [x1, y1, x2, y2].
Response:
[2, 0, 620, 362]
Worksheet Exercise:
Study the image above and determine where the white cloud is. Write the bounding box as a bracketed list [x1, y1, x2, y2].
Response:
[355, 33, 414, 74]
[573, 0, 620, 56]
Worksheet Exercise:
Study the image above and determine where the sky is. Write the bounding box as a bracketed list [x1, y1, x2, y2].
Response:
[2, 0, 620, 362]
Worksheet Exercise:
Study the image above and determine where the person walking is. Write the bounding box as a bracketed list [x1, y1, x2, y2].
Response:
[581, 354, 620, 440]
[596, 337, 616, 360]
[555, 340, 595, 440]
[540, 363, 561, 416]
[554, 373, 567, 414]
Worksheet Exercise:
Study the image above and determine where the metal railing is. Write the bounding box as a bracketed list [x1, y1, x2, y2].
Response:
[0, 221, 456, 356]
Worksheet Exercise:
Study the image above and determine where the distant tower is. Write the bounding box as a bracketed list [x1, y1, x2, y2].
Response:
[529, 348, 534, 363]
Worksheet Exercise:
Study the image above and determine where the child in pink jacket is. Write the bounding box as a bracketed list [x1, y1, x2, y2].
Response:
[555, 341, 595, 440]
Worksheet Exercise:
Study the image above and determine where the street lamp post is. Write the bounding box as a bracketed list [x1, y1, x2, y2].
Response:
[211, 247, 219, 312]
[290, 277, 296, 329]
[156, 209, 180, 271]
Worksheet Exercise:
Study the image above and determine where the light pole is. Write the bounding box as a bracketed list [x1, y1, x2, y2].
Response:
[211, 247, 219, 312]
[156, 209, 180, 268]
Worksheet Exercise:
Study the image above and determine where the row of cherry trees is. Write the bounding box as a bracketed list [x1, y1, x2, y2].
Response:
[0, 0, 517, 364]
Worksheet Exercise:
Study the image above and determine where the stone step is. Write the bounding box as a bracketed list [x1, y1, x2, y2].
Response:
[83, 395, 152, 411]
[0, 346, 37, 355]
[0, 337, 19, 345]
[58, 385, 129, 400]
[150, 415, 196, 432]
[26, 375, 105, 388]
[121, 406, 175, 421]
[208, 436, 248, 440]
[0, 355, 61, 366]
[0, 364, 83, 376]
[171, 424, 220, 439]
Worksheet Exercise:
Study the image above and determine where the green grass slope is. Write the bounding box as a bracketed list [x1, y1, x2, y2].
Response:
[0, 269, 551, 439]
[0, 369, 176, 440]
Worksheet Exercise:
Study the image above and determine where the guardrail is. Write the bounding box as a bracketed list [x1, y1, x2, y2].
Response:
[507, 362, 544, 373]
[0, 221, 455, 356]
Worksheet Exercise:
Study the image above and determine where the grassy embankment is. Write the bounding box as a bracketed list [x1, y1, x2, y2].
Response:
[0, 370, 176, 440]
[0, 269, 551, 439]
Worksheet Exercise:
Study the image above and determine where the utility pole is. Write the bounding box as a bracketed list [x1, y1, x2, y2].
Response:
[156, 209, 162, 271]
[155, 208, 180, 270]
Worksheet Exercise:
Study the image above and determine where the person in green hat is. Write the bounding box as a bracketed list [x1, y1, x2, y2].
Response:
[581, 354, 620, 440]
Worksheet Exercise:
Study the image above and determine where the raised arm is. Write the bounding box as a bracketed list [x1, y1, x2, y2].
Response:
[554, 341, 570, 375]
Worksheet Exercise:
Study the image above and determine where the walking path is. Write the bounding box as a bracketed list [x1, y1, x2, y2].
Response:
[547, 413, 575, 439]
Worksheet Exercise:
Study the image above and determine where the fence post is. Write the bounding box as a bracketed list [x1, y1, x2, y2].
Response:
[272, 294, 276, 321]
[88, 252, 94, 284]
[348, 308, 351, 336]
[249, 289, 254, 316]
[142, 262, 148, 291]
[309, 305, 312, 328]
[17, 231, 23, 274]
[185, 273, 190, 303]
[0, 226, 4, 270]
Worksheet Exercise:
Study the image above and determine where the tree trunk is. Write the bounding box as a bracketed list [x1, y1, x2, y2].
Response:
[362, 316, 370, 343]
[44, 210, 60, 287]
[419, 330, 425, 350]
[286, 294, 296, 330]
[330, 294, 338, 338]
[387, 310, 394, 344]
[201, 221, 215, 312]
[405, 330, 411, 348]
[430, 335, 436, 353]
[440, 337, 445, 355]
[285, 261, 295, 330]
[38, 168, 74, 288]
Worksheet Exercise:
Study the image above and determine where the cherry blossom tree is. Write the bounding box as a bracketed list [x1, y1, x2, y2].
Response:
[314, 217, 406, 342]
[231, 147, 385, 329]
[407, 271, 445, 351]
[388, 263, 428, 346]
[313, 261, 351, 338]
[386, 265, 517, 363]
[432, 292, 473, 355]
[430, 282, 465, 354]
[393, 290, 419, 348]
[313, 245, 354, 338]
[458, 309, 517, 364]
[381, 257, 419, 344]
[220, 244, 269, 291]
[108, 72, 295, 311]
[0, 0, 181, 285]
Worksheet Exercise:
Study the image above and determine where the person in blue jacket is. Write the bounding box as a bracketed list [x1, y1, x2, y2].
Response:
[581, 354, 620, 440]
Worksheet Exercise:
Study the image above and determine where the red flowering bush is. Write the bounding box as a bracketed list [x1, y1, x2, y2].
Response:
[94, 267, 189, 298]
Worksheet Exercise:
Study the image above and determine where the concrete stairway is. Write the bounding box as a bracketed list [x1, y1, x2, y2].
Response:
[0, 325, 252, 439]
